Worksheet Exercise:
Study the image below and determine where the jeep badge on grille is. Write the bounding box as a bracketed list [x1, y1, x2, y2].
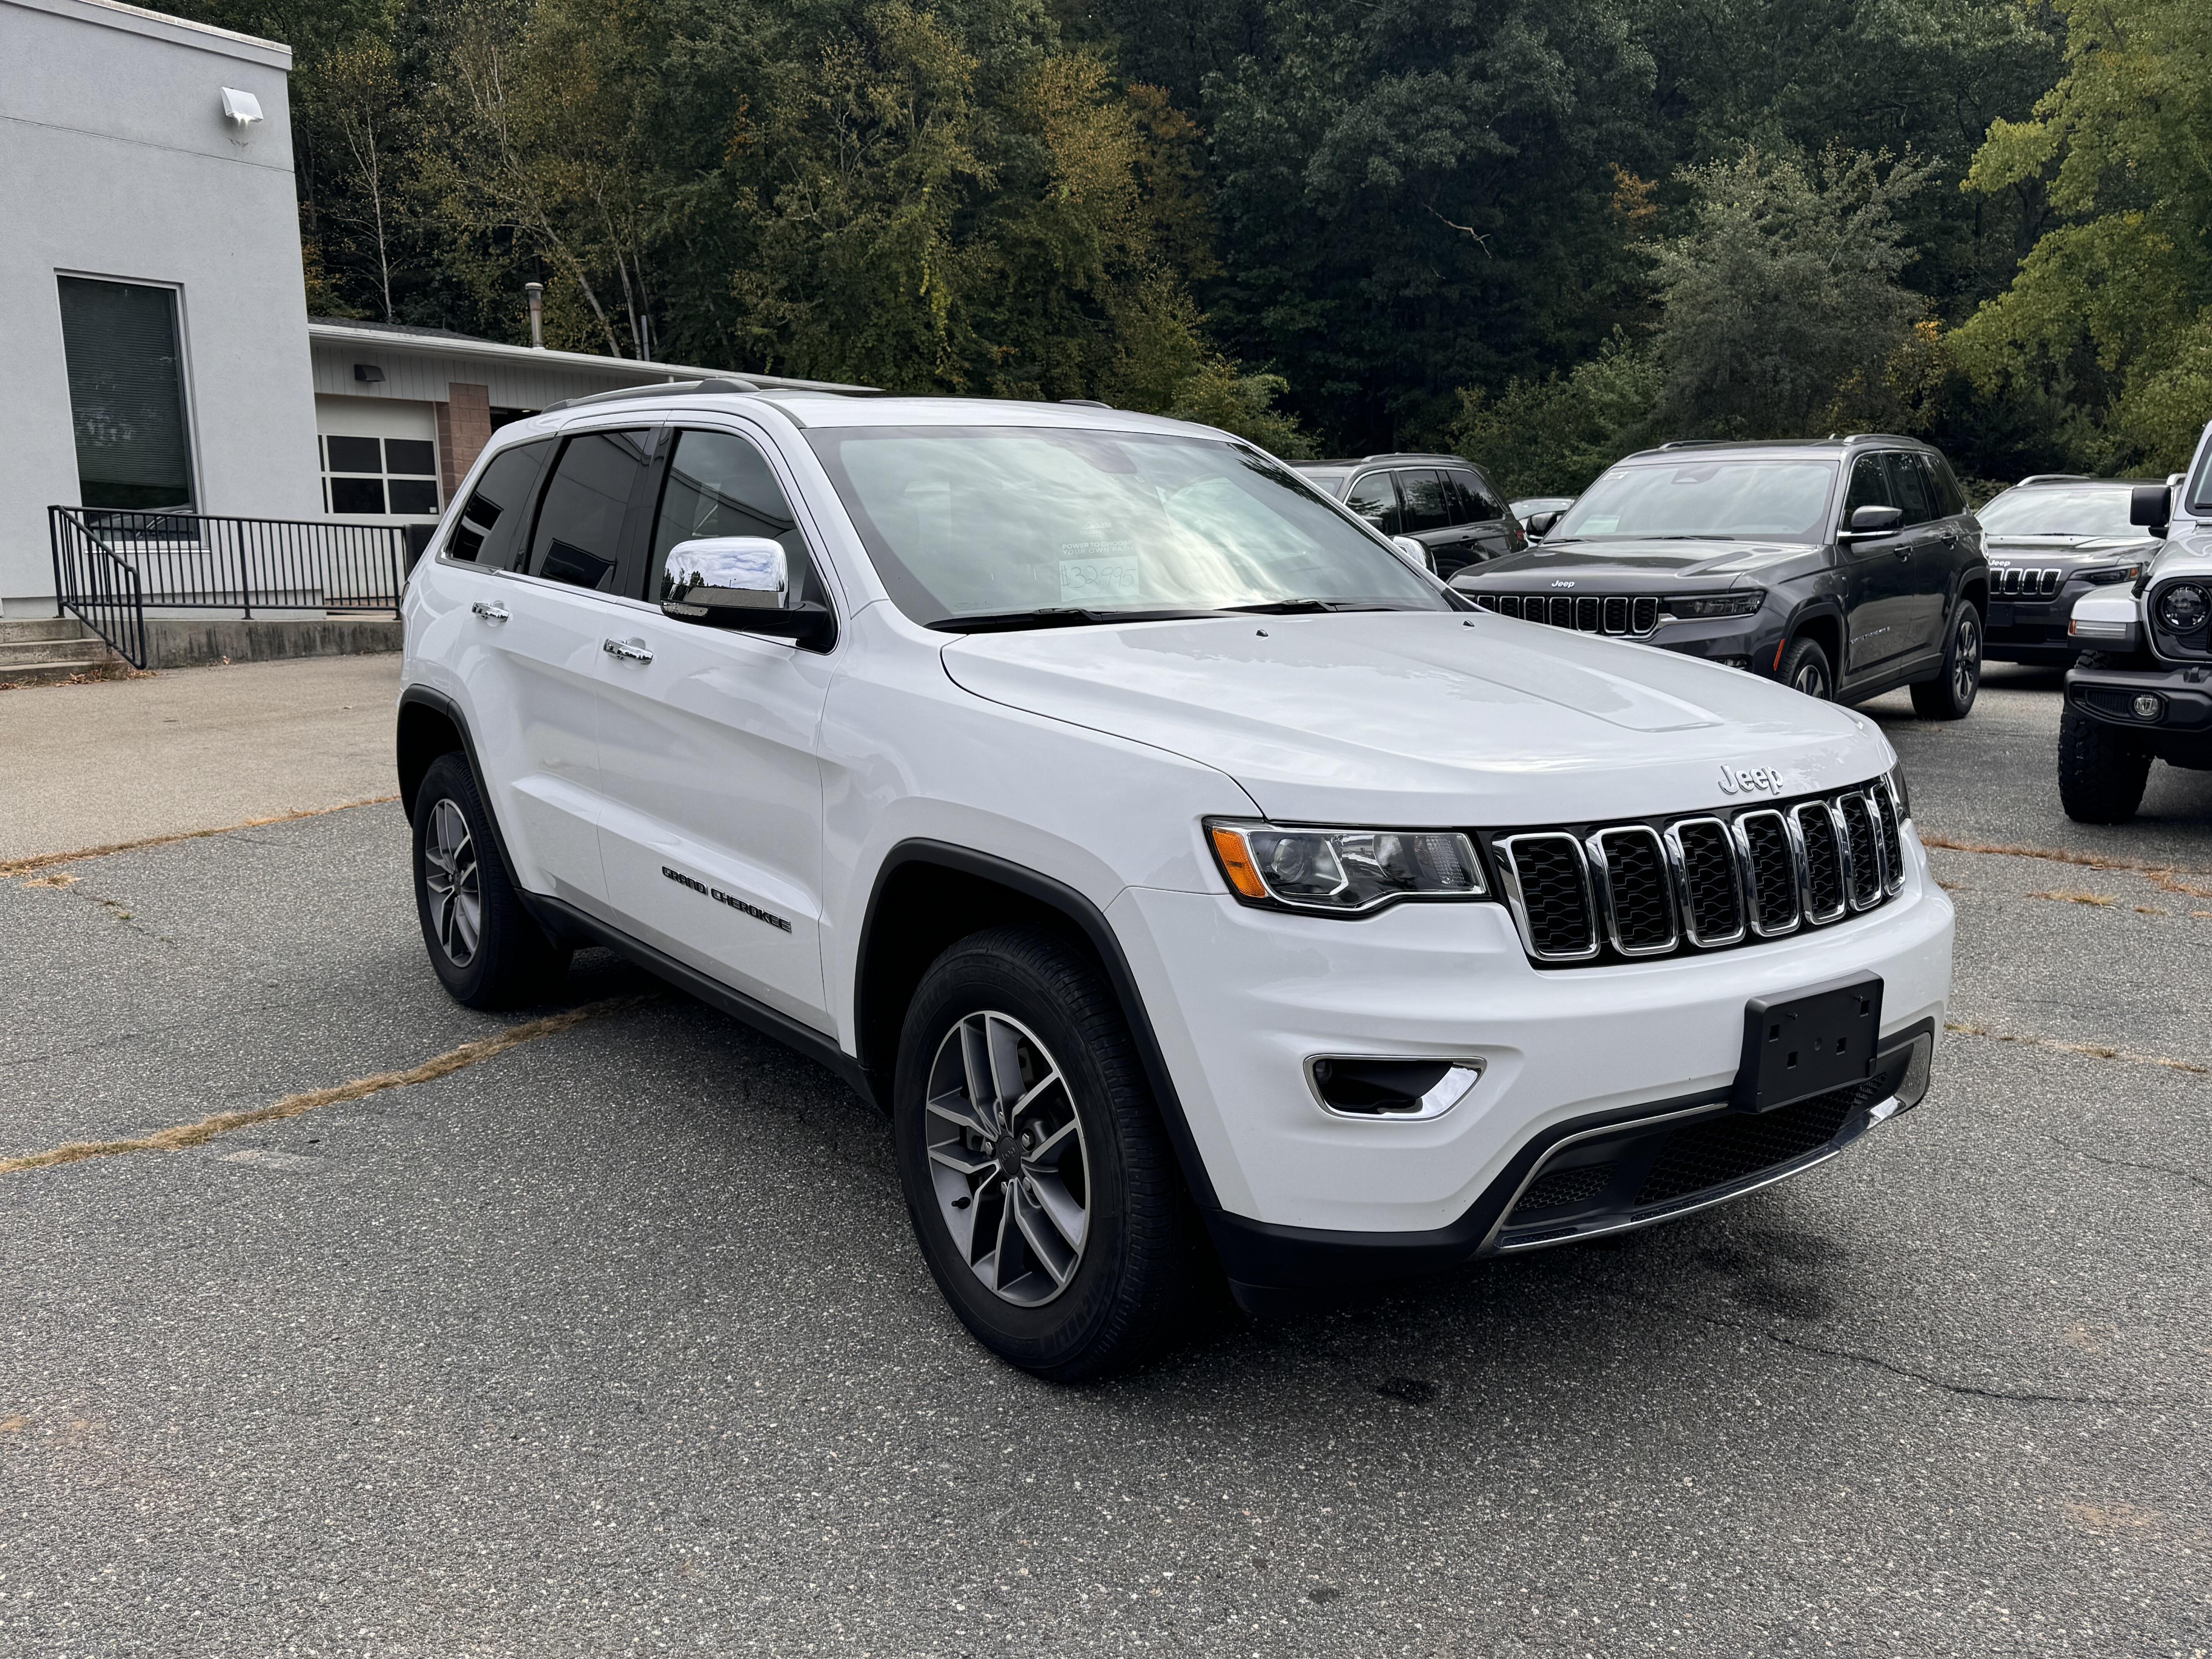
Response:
[1717, 764, 1786, 797]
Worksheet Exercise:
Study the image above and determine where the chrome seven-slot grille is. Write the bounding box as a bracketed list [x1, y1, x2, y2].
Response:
[1991, 566, 2061, 597]
[1469, 592, 1660, 636]
[1486, 777, 1908, 966]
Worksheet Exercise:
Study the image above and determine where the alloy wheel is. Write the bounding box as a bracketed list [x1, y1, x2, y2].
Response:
[1953, 611, 1982, 704]
[923, 1011, 1091, 1307]
[422, 798, 483, 966]
[1792, 656, 1830, 700]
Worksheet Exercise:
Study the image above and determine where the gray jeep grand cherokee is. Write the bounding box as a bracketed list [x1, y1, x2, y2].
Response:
[1451, 435, 1991, 717]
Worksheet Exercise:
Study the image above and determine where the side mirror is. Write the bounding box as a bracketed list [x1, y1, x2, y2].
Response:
[2129, 483, 2171, 536]
[1525, 509, 1563, 538]
[661, 535, 835, 649]
[1841, 504, 1903, 539]
[1391, 534, 1437, 574]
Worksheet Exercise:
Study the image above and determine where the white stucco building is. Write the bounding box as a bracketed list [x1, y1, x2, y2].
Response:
[0, 0, 809, 641]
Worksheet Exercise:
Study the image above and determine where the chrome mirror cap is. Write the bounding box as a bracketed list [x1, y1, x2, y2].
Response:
[663, 536, 788, 616]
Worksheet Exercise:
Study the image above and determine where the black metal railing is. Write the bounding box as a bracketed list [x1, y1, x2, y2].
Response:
[49, 507, 410, 669]
[48, 508, 148, 668]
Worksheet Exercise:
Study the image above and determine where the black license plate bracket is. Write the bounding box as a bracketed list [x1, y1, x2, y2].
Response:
[1735, 974, 1884, 1113]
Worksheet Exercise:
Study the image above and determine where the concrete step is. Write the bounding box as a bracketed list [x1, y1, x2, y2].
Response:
[0, 637, 120, 668]
[0, 617, 95, 645]
[0, 655, 135, 687]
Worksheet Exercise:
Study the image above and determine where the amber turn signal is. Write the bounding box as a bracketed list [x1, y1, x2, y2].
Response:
[1207, 824, 1270, 900]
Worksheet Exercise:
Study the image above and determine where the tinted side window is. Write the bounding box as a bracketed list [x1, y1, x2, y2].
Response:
[1344, 472, 1401, 535]
[528, 428, 656, 592]
[1842, 455, 1891, 525]
[1452, 467, 1506, 522]
[448, 438, 554, 567]
[1885, 453, 1934, 526]
[1398, 469, 1452, 533]
[647, 429, 818, 605]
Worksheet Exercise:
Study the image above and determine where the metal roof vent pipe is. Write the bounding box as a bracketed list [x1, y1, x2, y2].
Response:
[525, 282, 544, 349]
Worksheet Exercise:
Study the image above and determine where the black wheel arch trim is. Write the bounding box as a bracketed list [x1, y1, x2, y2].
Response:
[1214, 1017, 1937, 1298]
[857, 840, 1223, 1213]
[397, 685, 527, 889]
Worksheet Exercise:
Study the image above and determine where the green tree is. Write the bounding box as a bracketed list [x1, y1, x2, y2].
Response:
[1650, 144, 1934, 438]
[1950, 0, 2212, 470]
[1446, 327, 1660, 496]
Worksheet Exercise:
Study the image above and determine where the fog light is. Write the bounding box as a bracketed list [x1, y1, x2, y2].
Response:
[1307, 1056, 1482, 1120]
[1714, 654, 1750, 669]
[2133, 694, 2163, 720]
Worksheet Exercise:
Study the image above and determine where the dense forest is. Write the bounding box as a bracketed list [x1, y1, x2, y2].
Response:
[178, 0, 2212, 490]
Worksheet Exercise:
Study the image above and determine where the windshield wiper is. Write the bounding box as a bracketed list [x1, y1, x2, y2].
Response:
[933, 606, 1227, 634]
[1223, 599, 1412, 615]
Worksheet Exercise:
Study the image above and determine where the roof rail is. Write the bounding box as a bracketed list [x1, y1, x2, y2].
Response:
[1656, 439, 1730, 450]
[541, 377, 761, 414]
[2015, 473, 2093, 486]
[1839, 433, 1926, 446]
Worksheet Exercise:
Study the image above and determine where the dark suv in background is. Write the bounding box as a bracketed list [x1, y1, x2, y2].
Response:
[1449, 435, 1990, 717]
[1293, 453, 1523, 578]
[1972, 475, 2164, 664]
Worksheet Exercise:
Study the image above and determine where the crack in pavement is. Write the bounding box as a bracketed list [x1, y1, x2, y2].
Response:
[0, 993, 656, 1176]
[1627, 1290, 2178, 1409]
[0, 795, 402, 880]
[2047, 1136, 2212, 1194]
[1944, 1020, 2209, 1077]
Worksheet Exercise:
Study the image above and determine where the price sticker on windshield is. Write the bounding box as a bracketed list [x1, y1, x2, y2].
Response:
[1058, 544, 1139, 605]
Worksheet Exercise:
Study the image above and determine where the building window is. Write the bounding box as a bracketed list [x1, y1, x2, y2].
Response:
[323, 435, 440, 516]
[57, 276, 196, 512]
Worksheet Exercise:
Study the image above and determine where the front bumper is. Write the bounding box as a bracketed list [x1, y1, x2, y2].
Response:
[1109, 830, 1953, 1286]
[1985, 588, 2087, 660]
[2065, 661, 2212, 759]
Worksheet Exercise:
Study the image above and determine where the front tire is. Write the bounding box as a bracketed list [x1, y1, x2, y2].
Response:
[893, 925, 1200, 1381]
[2057, 702, 2151, 823]
[1910, 601, 1983, 719]
[411, 752, 572, 1008]
[1778, 636, 1833, 701]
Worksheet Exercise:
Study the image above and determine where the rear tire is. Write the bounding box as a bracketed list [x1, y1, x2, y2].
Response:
[411, 752, 572, 1009]
[893, 925, 1202, 1381]
[1778, 637, 1833, 701]
[2057, 702, 2151, 824]
[1910, 601, 1982, 719]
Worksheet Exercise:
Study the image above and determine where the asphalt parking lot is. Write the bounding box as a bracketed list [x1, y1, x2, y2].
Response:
[3, 663, 2208, 1657]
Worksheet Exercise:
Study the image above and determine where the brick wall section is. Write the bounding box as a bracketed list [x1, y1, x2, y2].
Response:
[434, 382, 493, 500]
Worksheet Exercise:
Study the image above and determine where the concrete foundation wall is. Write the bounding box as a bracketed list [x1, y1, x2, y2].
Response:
[144, 616, 402, 668]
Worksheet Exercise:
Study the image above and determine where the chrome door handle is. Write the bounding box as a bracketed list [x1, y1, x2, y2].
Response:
[471, 601, 510, 622]
[602, 636, 654, 664]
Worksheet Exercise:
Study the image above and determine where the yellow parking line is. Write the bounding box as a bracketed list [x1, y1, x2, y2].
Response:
[0, 795, 402, 881]
[0, 993, 654, 1177]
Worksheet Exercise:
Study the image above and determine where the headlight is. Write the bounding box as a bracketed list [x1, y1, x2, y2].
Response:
[2157, 584, 2209, 632]
[2081, 564, 2142, 586]
[1884, 763, 1911, 825]
[1206, 821, 1487, 914]
[1662, 592, 1762, 620]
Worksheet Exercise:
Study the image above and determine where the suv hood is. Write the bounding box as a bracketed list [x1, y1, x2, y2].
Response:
[1455, 538, 1814, 587]
[1984, 533, 2156, 561]
[940, 611, 1889, 826]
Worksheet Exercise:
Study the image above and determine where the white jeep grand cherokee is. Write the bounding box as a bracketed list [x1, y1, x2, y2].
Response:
[398, 384, 1954, 1379]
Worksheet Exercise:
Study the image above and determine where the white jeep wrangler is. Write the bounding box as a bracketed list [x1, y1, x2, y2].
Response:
[2059, 421, 2212, 821]
[397, 383, 1954, 1378]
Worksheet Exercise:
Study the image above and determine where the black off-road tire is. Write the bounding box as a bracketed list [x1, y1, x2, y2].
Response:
[2057, 701, 2152, 824]
[1911, 600, 1984, 719]
[893, 925, 1203, 1382]
[1778, 636, 1834, 701]
[411, 752, 572, 1009]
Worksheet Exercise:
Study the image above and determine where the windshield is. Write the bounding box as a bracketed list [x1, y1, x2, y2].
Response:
[806, 426, 1445, 626]
[1976, 485, 2143, 538]
[1549, 459, 1838, 542]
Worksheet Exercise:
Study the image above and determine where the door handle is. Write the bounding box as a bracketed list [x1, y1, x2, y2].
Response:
[471, 600, 510, 622]
[602, 636, 654, 664]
